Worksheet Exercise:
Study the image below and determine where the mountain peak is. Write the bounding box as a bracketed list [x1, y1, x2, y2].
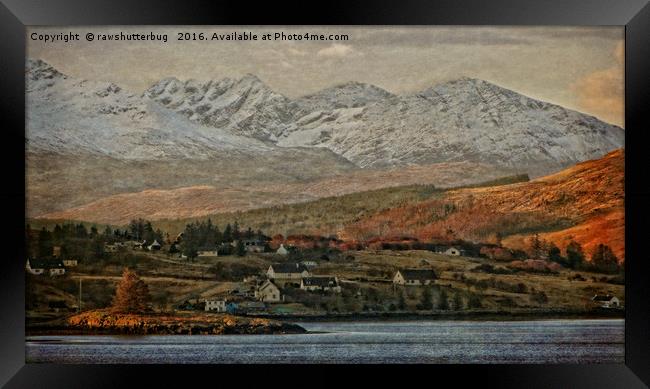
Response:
[236, 73, 273, 92]
[26, 58, 67, 81]
[241, 73, 262, 82]
[296, 81, 394, 113]
[332, 80, 367, 88]
[436, 77, 498, 90]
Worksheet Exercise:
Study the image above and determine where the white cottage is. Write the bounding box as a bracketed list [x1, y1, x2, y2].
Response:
[300, 276, 341, 293]
[197, 249, 218, 258]
[255, 280, 282, 303]
[26, 258, 66, 276]
[444, 247, 461, 256]
[393, 269, 437, 286]
[301, 260, 318, 269]
[267, 263, 311, 281]
[148, 240, 162, 251]
[592, 294, 621, 308]
[205, 299, 227, 312]
[276, 244, 289, 256]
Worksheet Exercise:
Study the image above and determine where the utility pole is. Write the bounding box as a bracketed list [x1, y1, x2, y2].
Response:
[78, 277, 82, 313]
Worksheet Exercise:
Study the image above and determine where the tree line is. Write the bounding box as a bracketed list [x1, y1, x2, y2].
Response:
[26, 219, 165, 261]
[528, 234, 622, 274]
[178, 219, 271, 260]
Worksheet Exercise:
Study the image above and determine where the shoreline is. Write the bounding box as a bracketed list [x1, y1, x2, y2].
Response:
[26, 308, 623, 336]
[26, 310, 307, 336]
[243, 308, 624, 322]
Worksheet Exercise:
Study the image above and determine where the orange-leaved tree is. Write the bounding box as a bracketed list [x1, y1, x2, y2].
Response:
[111, 268, 151, 313]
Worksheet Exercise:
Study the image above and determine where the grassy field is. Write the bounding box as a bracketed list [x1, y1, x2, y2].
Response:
[152, 184, 442, 236]
[26, 248, 624, 325]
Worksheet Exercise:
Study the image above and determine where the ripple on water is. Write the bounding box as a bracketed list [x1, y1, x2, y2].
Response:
[25, 319, 624, 364]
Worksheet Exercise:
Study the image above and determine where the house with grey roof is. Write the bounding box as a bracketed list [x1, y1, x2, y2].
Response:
[26, 258, 66, 276]
[255, 280, 283, 302]
[267, 263, 311, 281]
[300, 276, 341, 293]
[591, 294, 621, 308]
[393, 269, 437, 286]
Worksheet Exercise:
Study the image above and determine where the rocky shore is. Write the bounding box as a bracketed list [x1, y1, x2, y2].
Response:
[27, 310, 307, 335]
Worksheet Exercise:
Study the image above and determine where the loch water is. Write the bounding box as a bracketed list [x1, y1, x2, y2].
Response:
[26, 319, 624, 364]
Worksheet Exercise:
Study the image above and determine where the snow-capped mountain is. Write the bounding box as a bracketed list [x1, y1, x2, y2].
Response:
[293, 81, 395, 115]
[279, 77, 625, 175]
[142, 71, 624, 176]
[144, 74, 295, 142]
[26, 59, 625, 218]
[26, 59, 273, 159]
[27, 58, 625, 171]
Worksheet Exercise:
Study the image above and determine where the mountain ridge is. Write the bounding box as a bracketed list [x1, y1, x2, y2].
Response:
[26, 59, 625, 222]
[28, 58, 624, 175]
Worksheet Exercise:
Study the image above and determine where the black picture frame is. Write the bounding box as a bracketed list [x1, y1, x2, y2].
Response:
[1, 0, 648, 387]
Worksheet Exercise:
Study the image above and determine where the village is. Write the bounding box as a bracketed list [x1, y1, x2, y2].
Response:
[25, 220, 624, 323]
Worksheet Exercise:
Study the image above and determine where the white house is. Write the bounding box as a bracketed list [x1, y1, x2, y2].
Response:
[242, 239, 266, 253]
[197, 249, 218, 258]
[300, 276, 341, 293]
[25, 259, 44, 275]
[301, 260, 318, 269]
[205, 299, 227, 312]
[148, 240, 162, 251]
[267, 263, 311, 281]
[592, 294, 621, 308]
[444, 247, 461, 256]
[26, 258, 66, 276]
[255, 280, 283, 303]
[131, 241, 147, 250]
[393, 269, 437, 286]
[276, 244, 289, 256]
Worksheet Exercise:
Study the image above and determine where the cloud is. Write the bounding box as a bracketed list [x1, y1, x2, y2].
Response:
[316, 44, 356, 58]
[287, 48, 307, 57]
[572, 41, 624, 127]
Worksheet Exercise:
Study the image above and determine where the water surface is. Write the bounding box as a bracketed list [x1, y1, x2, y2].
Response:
[26, 319, 624, 364]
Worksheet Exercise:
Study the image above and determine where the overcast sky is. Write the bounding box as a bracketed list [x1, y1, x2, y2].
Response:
[28, 26, 624, 127]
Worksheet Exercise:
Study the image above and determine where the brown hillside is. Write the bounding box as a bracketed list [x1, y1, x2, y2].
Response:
[38, 161, 512, 225]
[342, 149, 624, 260]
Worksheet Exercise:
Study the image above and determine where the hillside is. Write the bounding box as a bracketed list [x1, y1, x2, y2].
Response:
[28, 59, 624, 222]
[26, 148, 356, 217]
[140, 149, 624, 261]
[341, 149, 624, 259]
[38, 161, 515, 225]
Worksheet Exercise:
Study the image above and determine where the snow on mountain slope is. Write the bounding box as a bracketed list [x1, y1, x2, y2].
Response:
[293, 81, 395, 114]
[26, 59, 273, 159]
[279, 77, 625, 175]
[144, 74, 295, 141]
[28, 58, 624, 176]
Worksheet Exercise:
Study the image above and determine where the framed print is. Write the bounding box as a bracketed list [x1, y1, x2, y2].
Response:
[1, 0, 649, 387]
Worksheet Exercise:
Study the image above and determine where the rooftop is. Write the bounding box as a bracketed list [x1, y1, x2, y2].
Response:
[28, 258, 65, 269]
[271, 263, 309, 274]
[302, 276, 338, 287]
[397, 269, 437, 280]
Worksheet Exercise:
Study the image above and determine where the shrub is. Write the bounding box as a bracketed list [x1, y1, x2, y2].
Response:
[530, 291, 548, 305]
[467, 294, 483, 309]
[471, 263, 513, 274]
[437, 289, 449, 310]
